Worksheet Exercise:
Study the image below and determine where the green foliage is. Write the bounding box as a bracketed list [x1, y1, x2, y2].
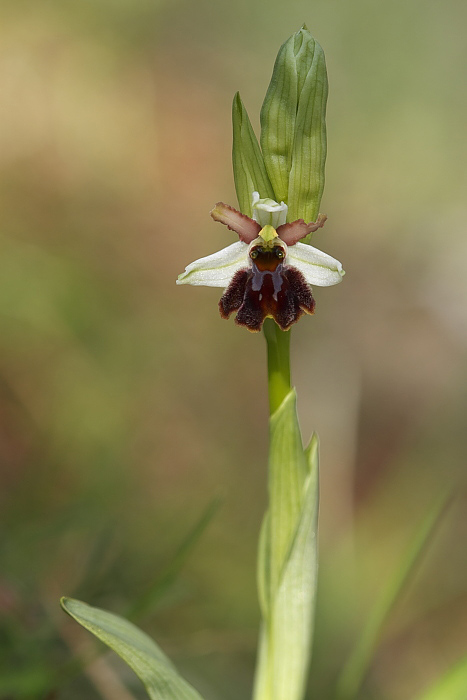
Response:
[61, 597, 205, 700]
[232, 93, 275, 216]
[232, 27, 328, 225]
[261, 26, 328, 224]
[260, 36, 299, 204]
[254, 391, 319, 700]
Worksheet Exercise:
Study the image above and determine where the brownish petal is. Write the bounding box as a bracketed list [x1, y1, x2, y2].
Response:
[234, 284, 266, 332]
[267, 269, 313, 330]
[210, 202, 261, 243]
[284, 267, 316, 316]
[276, 213, 327, 245]
[219, 269, 249, 319]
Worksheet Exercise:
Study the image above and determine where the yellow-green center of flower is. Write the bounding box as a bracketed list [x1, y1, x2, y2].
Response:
[258, 225, 279, 247]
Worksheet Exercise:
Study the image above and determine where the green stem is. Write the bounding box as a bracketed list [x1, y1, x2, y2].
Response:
[263, 319, 291, 415]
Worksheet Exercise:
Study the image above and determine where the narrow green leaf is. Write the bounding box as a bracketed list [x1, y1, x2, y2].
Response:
[268, 389, 308, 599]
[252, 623, 270, 700]
[260, 34, 298, 203]
[305, 431, 319, 476]
[61, 597, 204, 700]
[287, 29, 328, 224]
[268, 442, 319, 698]
[257, 511, 271, 619]
[56, 502, 219, 693]
[254, 427, 319, 700]
[416, 656, 467, 700]
[336, 488, 453, 700]
[232, 92, 275, 216]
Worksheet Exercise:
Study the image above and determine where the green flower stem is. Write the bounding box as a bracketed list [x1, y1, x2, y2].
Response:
[254, 326, 318, 700]
[263, 319, 291, 415]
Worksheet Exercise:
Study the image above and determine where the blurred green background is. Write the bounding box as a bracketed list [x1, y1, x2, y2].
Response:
[0, 0, 466, 698]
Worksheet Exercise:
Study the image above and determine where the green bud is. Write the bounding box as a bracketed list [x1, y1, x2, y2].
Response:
[232, 92, 275, 217]
[260, 36, 298, 205]
[261, 26, 328, 224]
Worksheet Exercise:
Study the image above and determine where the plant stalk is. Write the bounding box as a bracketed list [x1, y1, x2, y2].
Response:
[263, 319, 291, 415]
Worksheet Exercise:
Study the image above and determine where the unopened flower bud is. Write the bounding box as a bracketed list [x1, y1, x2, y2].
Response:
[260, 26, 328, 224]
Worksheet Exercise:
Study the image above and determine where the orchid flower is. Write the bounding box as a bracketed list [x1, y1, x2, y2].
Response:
[177, 192, 344, 332]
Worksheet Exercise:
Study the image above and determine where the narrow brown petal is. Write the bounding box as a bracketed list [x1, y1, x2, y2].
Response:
[276, 214, 327, 245]
[284, 268, 316, 316]
[210, 202, 261, 243]
[235, 286, 266, 332]
[270, 269, 315, 330]
[219, 269, 249, 319]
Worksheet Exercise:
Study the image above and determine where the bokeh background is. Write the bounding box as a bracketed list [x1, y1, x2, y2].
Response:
[0, 0, 466, 698]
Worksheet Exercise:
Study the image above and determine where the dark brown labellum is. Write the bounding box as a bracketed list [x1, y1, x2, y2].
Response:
[219, 249, 315, 332]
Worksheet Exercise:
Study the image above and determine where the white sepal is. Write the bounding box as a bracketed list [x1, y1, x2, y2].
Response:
[177, 241, 249, 288]
[286, 242, 344, 286]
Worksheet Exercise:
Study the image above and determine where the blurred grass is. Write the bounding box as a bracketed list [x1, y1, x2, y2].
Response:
[0, 1, 466, 698]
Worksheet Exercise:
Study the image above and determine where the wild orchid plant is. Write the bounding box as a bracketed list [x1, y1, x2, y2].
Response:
[62, 26, 336, 699]
[59, 26, 454, 700]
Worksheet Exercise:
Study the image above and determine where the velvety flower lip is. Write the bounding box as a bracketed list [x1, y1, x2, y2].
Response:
[177, 194, 344, 331]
